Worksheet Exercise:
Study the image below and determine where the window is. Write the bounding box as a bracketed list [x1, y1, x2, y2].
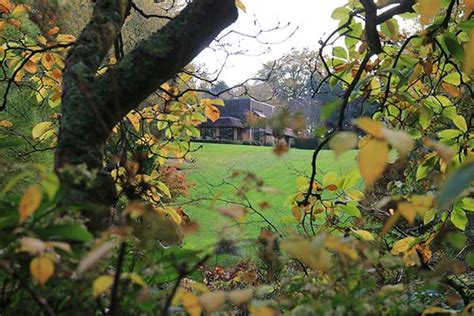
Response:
[201, 127, 216, 139]
[221, 127, 234, 140]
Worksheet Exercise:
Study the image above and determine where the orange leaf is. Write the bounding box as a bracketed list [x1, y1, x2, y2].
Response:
[24, 59, 37, 74]
[30, 256, 54, 286]
[47, 26, 59, 36]
[18, 185, 42, 224]
[41, 52, 55, 70]
[204, 104, 220, 122]
[8, 18, 21, 28]
[441, 83, 461, 97]
[465, 0, 474, 16]
[0, 120, 13, 127]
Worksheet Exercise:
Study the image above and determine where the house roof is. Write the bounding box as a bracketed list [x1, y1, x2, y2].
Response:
[200, 116, 245, 128]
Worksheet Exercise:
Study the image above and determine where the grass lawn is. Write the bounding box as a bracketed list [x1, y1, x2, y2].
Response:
[178, 142, 358, 257]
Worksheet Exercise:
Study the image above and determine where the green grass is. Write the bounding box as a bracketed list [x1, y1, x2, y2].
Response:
[178, 142, 358, 256]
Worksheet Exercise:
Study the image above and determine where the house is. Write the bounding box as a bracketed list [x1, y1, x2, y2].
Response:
[198, 98, 296, 145]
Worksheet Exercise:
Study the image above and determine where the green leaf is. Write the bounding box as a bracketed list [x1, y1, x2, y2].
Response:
[423, 208, 436, 225]
[452, 115, 467, 132]
[41, 172, 60, 201]
[338, 204, 361, 218]
[444, 33, 465, 62]
[0, 203, 19, 231]
[467, 252, 474, 268]
[157, 181, 171, 199]
[35, 223, 93, 242]
[0, 138, 20, 150]
[333, 46, 347, 60]
[437, 162, 474, 209]
[450, 208, 467, 230]
[416, 165, 429, 181]
[321, 100, 341, 121]
[446, 232, 467, 249]
[438, 129, 461, 141]
[332, 6, 350, 20]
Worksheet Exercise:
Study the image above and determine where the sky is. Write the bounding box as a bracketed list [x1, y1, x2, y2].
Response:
[195, 0, 347, 86]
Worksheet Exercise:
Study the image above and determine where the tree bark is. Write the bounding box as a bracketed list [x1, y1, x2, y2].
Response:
[54, 0, 238, 217]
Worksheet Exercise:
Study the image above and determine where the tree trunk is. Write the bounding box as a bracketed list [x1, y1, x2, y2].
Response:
[54, 0, 238, 227]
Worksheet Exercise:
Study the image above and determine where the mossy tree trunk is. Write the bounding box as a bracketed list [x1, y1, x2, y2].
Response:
[54, 0, 238, 221]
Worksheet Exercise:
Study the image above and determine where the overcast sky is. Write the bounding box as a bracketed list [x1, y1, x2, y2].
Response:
[195, 0, 347, 85]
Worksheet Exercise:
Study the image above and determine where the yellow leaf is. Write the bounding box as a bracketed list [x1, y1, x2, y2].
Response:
[11, 4, 28, 17]
[249, 305, 275, 316]
[127, 112, 141, 132]
[41, 52, 55, 70]
[281, 235, 332, 272]
[352, 229, 375, 241]
[235, 0, 246, 13]
[32, 121, 54, 140]
[328, 131, 358, 156]
[121, 272, 146, 286]
[92, 275, 114, 297]
[354, 117, 385, 138]
[228, 288, 254, 305]
[182, 292, 202, 316]
[37, 35, 47, 45]
[0, 120, 13, 127]
[382, 128, 414, 156]
[56, 34, 76, 44]
[162, 207, 182, 225]
[30, 256, 54, 286]
[325, 236, 359, 260]
[422, 306, 456, 315]
[398, 202, 417, 224]
[212, 98, 225, 106]
[391, 236, 415, 255]
[198, 291, 226, 313]
[418, 0, 441, 25]
[357, 139, 388, 185]
[18, 185, 42, 224]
